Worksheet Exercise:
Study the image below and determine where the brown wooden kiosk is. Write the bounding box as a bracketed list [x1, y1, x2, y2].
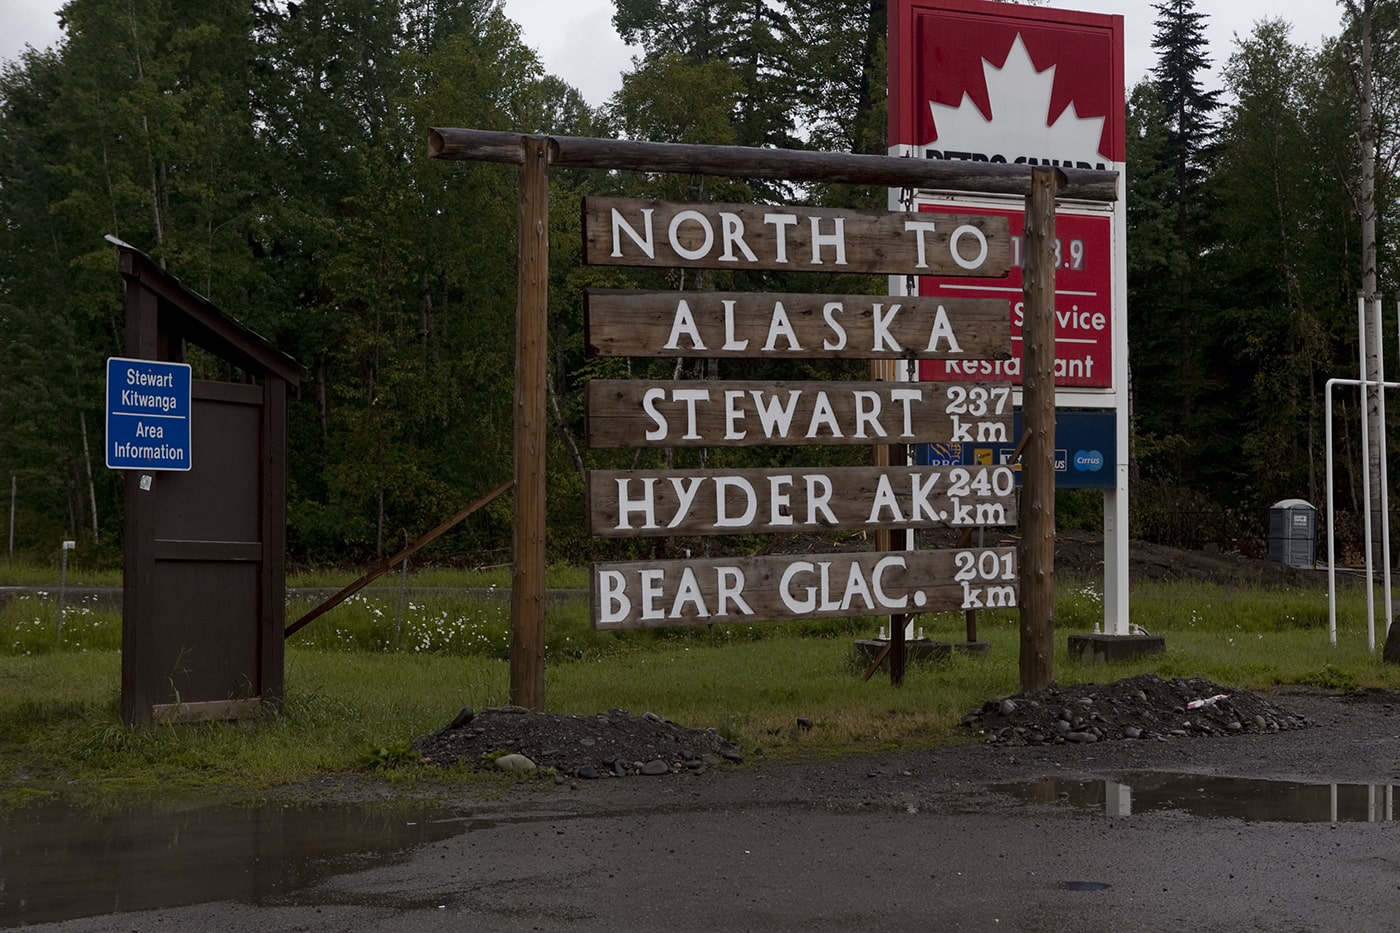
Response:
[112, 238, 302, 727]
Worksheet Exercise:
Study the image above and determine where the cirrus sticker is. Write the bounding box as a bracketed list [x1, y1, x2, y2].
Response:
[1073, 450, 1104, 472]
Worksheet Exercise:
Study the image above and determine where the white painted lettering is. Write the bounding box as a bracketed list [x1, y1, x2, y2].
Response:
[890, 388, 924, 437]
[663, 299, 704, 350]
[673, 388, 711, 440]
[751, 390, 800, 437]
[721, 299, 748, 351]
[809, 216, 847, 265]
[806, 392, 841, 438]
[669, 210, 714, 261]
[852, 391, 885, 439]
[839, 563, 875, 612]
[615, 477, 659, 530]
[780, 561, 817, 613]
[716, 567, 753, 616]
[822, 302, 847, 350]
[611, 208, 655, 259]
[640, 569, 666, 620]
[923, 305, 964, 354]
[910, 473, 940, 521]
[598, 570, 631, 625]
[719, 212, 758, 263]
[950, 224, 988, 271]
[768, 474, 794, 526]
[818, 563, 841, 611]
[873, 556, 908, 608]
[871, 303, 900, 352]
[643, 387, 667, 441]
[667, 476, 705, 529]
[903, 220, 939, 269]
[806, 474, 836, 524]
[867, 475, 903, 523]
[714, 477, 758, 528]
[670, 566, 709, 618]
[762, 301, 802, 351]
[763, 213, 798, 263]
[724, 390, 747, 440]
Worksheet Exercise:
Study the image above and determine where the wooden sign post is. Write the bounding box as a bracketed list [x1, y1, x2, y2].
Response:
[427, 128, 1117, 705]
[1019, 166, 1060, 694]
[511, 137, 550, 711]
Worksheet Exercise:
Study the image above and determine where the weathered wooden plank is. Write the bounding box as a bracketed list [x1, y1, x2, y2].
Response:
[427, 128, 1121, 203]
[582, 197, 1010, 276]
[591, 547, 1018, 628]
[585, 379, 1013, 448]
[588, 465, 1017, 536]
[585, 290, 1010, 360]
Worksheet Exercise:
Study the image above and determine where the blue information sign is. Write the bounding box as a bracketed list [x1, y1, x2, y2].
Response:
[917, 410, 1115, 489]
[105, 357, 193, 471]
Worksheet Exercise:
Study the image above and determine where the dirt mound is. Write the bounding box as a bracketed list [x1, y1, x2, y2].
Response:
[963, 673, 1311, 746]
[413, 706, 742, 778]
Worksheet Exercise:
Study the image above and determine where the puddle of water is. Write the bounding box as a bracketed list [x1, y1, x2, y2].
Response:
[996, 774, 1399, 823]
[0, 799, 470, 927]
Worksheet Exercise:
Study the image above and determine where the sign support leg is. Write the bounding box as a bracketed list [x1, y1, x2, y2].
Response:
[511, 136, 550, 710]
[1019, 167, 1059, 694]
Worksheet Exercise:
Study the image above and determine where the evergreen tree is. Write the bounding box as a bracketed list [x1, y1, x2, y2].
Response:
[1210, 22, 1334, 508]
[1129, 0, 1226, 518]
[1152, 0, 1222, 207]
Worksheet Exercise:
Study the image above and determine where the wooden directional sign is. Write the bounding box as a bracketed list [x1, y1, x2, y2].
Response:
[582, 197, 1010, 276]
[592, 547, 1018, 628]
[585, 290, 1010, 360]
[585, 379, 1012, 448]
[588, 465, 1017, 536]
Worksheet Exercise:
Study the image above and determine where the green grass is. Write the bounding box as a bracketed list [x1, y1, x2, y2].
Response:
[3, 574, 1400, 804]
[0, 561, 120, 587]
[284, 563, 589, 590]
[0, 560, 588, 590]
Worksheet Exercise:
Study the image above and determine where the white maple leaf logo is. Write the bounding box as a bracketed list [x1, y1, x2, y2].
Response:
[927, 34, 1107, 166]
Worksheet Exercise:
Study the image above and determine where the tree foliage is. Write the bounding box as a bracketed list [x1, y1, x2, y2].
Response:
[0, 0, 1396, 566]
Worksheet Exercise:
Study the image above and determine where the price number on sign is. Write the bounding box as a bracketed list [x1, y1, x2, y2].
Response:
[1009, 236, 1085, 271]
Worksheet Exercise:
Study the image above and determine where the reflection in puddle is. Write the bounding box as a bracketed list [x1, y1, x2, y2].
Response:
[0, 799, 469, 927]
[996, 774, 1398, 823]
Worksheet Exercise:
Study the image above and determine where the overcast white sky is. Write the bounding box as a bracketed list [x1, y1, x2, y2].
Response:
[0, 0, 1351, 108]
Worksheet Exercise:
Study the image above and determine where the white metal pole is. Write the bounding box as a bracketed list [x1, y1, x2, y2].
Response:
[1325, 378, 1400, 646]
[1359, 295, 1376, 650]
[1377, 298, 1393, 635]
[56, 541, 71, 649]
[1327, 379, 1338, 645]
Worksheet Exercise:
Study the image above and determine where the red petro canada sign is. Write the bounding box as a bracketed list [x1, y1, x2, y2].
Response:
[917, 202, 1112, 388]
[889, 0, 1125, 396]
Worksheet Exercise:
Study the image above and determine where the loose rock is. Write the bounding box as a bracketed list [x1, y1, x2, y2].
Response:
[494, 753, 536, 774]
[415, 707, 742, 777]
[964, 674, 1309, 748]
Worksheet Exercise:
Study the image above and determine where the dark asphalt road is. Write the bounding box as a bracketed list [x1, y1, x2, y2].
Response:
[20, 693, 1400, 933]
